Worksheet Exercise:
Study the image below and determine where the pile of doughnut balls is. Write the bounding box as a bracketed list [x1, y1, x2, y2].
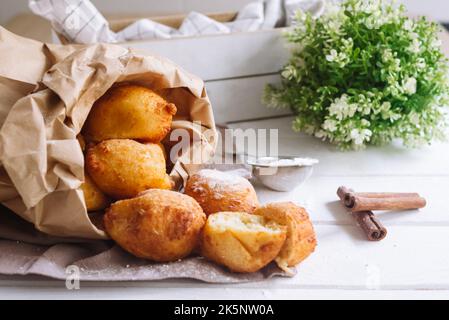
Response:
[79, 84, 316, 273]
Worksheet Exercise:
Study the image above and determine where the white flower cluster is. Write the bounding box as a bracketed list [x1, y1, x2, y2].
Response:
[318, 94, 374, 147]
[408, 31, 421, 54]
[325, 49, 349, 67]
[316, 91, 410, 148]
[328, 94, 357, 120]
[350, 128, 373, 145]
[402, 77, 417, 95]
[380, 47, 418, 97]
[374, 101, 401, 121]
[325, 38, 353, 68]
[352, 0, 402, 30]
[268, 0, 449, 150]
[321, 1, 347, 34]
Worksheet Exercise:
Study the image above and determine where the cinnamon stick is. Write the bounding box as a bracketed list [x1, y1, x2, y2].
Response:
[337, 186, 426, 212]
[337, 187, 388, 241]
[354, 192, 420, 199]
[348, 195, 426, 212]
[353, 211, 387, 241]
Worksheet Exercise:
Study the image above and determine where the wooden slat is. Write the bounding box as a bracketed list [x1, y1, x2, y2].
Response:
[274, 225, 449, 289]
[109, 12, 238, 31]
[127, 29, 290, 81]
[206, 74, 290, 123]
[0, 225, 448, 295]
[1, 285, 448, 300]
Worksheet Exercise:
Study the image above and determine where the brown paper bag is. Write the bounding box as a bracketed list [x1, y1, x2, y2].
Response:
[0, 27, 217, 239]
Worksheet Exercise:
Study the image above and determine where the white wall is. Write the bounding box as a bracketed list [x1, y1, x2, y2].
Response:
[1, 0, 449, 25]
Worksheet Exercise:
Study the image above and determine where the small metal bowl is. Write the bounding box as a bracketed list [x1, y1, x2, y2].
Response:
[247, 157, 319, 192]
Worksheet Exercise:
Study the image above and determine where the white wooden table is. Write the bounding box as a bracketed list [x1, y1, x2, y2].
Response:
[1, 115, 448, 300]
[2, 6, 449, 301]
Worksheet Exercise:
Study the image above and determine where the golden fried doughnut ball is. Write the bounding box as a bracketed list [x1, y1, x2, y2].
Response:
[149, 142, 168, 162]
[185, 169, 259, 216]
[254, 202, 317, 271]
[86, 139, 173, 199]
[83, 85, 177, 142]
[200, 212, 287, 273]
[104, 189, 206, 262]
[80, 172, 110, 212]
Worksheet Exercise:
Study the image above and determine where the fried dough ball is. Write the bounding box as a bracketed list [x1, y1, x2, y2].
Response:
[145, 142, 168, 162]
[104, 189, 206, 262]
[86, 139, 173, 199]
[254, 202, 317, 271]
[80, 173, 110, 212]
[185, 169, 259, 216]
[200, 212, 287, 273]
[83, 84, 177, 142]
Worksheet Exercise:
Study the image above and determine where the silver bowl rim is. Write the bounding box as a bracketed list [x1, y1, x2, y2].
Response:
[246, 156, 319, 168]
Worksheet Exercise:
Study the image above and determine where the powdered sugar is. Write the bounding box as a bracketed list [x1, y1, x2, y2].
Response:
[192, 169, 253, 191]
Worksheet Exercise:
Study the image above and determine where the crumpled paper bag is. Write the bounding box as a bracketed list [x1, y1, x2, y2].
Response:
[0, 26, 217, 240]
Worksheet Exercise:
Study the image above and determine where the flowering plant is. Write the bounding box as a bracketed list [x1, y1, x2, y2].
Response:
[264, 0, 449, 150]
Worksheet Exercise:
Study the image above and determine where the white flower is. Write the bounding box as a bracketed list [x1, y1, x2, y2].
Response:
[382, 49, 394, 63]
[353, 0, 402, 29]
[409, 38, 421, 54]
[359, 105, 370, 115]
[329, 99, 345, 119]
[322, 119, 338, 132]
[430, 38, 442, 49]
[392, 58, 401, 71]
[374, 101, 390, 116]
[342, 37, 354, 49]
[329, 95, 358, 120]
[356, 1, 377, 14]
[361, 119, 371, 126]
[381, 101, 391, 111]
[403, 20, 414, 31]
[326, 49, 349, 68]
[389, 113, 401, 122]
[323, 1, 343, 19]
[346, 104, 358, 118]
[409, 112, 420, 125]
[281, 65, 297, 80]
[326, 49, 338, 62]
[281, 69, 291, 79]
[379, 101, 394, 119]
[350, 128, 372, 145]
[416, 58, 426, 70]
[403, 77, 417, 95]
[364, 16, 378, 30]
[325, 19, 343, 33]
[407, 33, 422, 54]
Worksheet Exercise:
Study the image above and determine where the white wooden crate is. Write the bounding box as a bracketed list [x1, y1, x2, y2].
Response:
[53, 12, 292, 123]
